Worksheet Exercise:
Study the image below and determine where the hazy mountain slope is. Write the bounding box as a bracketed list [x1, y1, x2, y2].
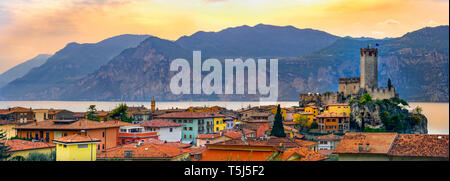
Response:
[0, 54, 51, 88]
[176, 24, 340, 58]
[0, 34, 150, 99]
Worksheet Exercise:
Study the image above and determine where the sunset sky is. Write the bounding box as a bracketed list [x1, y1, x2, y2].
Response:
[0, 0, 448, 74]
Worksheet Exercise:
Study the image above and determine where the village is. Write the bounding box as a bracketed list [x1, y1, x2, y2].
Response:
[0, 47, 448, 161]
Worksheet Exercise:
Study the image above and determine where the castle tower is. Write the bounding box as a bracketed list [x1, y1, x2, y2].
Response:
[360, 47, 378, 89]
[151, 97, 156, 111]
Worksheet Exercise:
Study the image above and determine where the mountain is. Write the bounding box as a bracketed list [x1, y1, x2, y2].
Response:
[0, 54, 51, 88]
[0, 34, 150, 100]
[276, 25, 449, 102]
[176, 24, 340, 58]
[0, 25, 448, 102]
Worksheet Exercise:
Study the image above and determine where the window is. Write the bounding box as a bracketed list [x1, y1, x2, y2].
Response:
[216, 121, 219, 124]
[189, 135, 192, 139]
[184, 135, 187, 139]
[189, 120, 193, 123]
[64, 133, 67, 137]
[169, 128, 173, 132]
[216, 127, 219, 131]
[189, 127, 192, 131]
[97, 145, 100, 150]
[178, 120, 182, 123]
[64, 145, 67, 148]
[102, 132, 105, 137]
[183, 127, 187, 131]
[102, 144, 105, 149]
[78, 144, 88, 148]
[183, 120, 187, 123]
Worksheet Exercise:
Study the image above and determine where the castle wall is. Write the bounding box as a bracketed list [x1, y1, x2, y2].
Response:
[360, 48, 378, 89]
[338, 78, 360, 96]
[366, 86, 396, 100]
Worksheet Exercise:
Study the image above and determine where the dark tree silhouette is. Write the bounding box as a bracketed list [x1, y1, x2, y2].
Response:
[270, 104, 286, 137]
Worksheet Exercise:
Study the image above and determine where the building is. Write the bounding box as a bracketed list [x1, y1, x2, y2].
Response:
[151, 97, 156, 111]
[0, 107, 34, 123]
[338, 78, 361, 97]
[200, 137, 324, 161]
[224, 117, 235, 130]
[322, 103, 351, 115]
[127, 106, 153, 124]
[97, 142, 190, 161]
[0, 139, 55, 161]
[33, 109, 51, 122]
[387, 134, 448, 161]
[304, 105, 319, 117]
[118, 125, 158, 145]
[14, 119, 120, 151]
[317, 134, 341, 152]
[47, 109, 75, 120]
[317, 112, 350, 133]
[196, 133, 226, 147]
[333, 132, 398, 161]
[213, 117, 226, 133]
[0, 120, 19, 139]
[139, 119, 183, 142]
[156, 112, 224, 144]
[53, 134, 100, 161]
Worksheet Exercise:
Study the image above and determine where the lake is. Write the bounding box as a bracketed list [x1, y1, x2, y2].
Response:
[0, 101, 448, 134]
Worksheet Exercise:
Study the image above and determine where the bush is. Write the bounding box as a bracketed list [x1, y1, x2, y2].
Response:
[25, 152, 53, 161]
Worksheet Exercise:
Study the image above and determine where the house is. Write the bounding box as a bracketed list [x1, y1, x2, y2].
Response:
[96, 142, 191, 161]
[14, 119, 121, 151]
[213, 116, 226, 133]
[196, 133, 226, 147]
[387, 134, 448, 161]
[127, 106, 153, 124]
[224, 117, 235, 130]
[0, 107, 34, 123]
[156, 112, 224, 144]
[0, 120, 19, 139]
[139, 119, 183, 142]
[333, 132, 398, 161]
[48, 109, 75, 120]
[316, 112, 350, 133]
[73, 112, 86, 120]
[317, 134, 341, 153]
[33, 109, 51, 122]
[53, 134, 100, 161]
[118, 125, 158, 146]
[304, 104, 319, 117]
[94, 111, 110, 121]
[322, 103, 351, 115]
[0, 139, 55, 161]
[223, 130, 243, 140]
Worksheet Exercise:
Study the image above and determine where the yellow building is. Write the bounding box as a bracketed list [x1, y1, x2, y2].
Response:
[0, 139, 55, 161]
[293, 112, 315, 127]
[33, 109, 50, 122]
[271, 107, 287, 120]
[304, 105, 319, 117]
[0, 120, 18, 139]
[53, 134, 100, 161]
[323, 103, 351, 115]
[213, 117, 226, 132]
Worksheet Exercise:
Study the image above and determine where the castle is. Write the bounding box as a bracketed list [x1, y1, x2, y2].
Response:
[299, 47, 397, 107]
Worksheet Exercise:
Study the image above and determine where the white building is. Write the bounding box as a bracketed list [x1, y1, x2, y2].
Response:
[317, 134, 342, 151]
[139, 119, 183, 142]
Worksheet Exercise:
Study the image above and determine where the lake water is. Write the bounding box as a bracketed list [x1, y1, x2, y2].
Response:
[0, 101, 448, 134]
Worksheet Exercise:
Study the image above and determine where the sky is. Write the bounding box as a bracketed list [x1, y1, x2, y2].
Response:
[0, 0, 448, 74]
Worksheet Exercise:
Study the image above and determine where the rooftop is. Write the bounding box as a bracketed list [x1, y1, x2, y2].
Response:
[0, 139, 55, 152]
[139, 119, 183, 128]
[156, 111, 225, 119]
[15, 119, 121, 130]
[333, 132, 398, 154]
[317, 134, 342, 141]
[196, 133, 222, 139]
[53, 134, 100, 144]
[316, 112, 350, 118]
[388, 134, 449, 158]
[97, 143, 189, 159]
[281, 147, 328, 161]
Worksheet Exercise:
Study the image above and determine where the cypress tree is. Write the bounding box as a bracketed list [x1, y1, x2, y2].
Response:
[270, 104, 286, 137]
[0, 129, 11, 161]
[387, 78, 392, 90]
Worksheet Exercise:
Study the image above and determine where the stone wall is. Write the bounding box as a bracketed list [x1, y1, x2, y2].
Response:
[338, 77, 361, 96]
[360, 48, 378, 89]
[366, 86, 396, 100]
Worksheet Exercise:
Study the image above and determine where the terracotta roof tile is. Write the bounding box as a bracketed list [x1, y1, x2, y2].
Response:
[281, 147, 328, 161]
[97, 143, 189, 159]
[139, 119, 183, 128]
[196, 134, 221, 139]
[156, 112, 225, 119]
[316, 112, 350, 118]
[53, 134, 100, 143]
[333, 132, 398, 154]
[317, 134, 342, 141]
[388, 134, 449, 158]
[0, 139, 55, 152]
[223, 131, 243, 139]
[15, 119, 120, 130]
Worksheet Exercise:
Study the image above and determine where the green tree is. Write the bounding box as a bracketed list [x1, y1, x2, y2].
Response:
[87, 105, 100, 121]
[358, 93, 373, 131]
[25, 151, 53, 161]
[109, 103, 136, 123]
[0, 129, 11, 161]
[413, 106, 423, 114]
[270, 105, 286, 137]
[294, 114, 310, 131]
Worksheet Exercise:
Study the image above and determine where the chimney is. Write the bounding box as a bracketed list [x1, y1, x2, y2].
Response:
[358, 143, 363, 152]
[366, 143, 370, 152]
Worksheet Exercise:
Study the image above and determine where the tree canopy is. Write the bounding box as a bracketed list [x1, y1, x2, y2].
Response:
[270, 104, 286, 137]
